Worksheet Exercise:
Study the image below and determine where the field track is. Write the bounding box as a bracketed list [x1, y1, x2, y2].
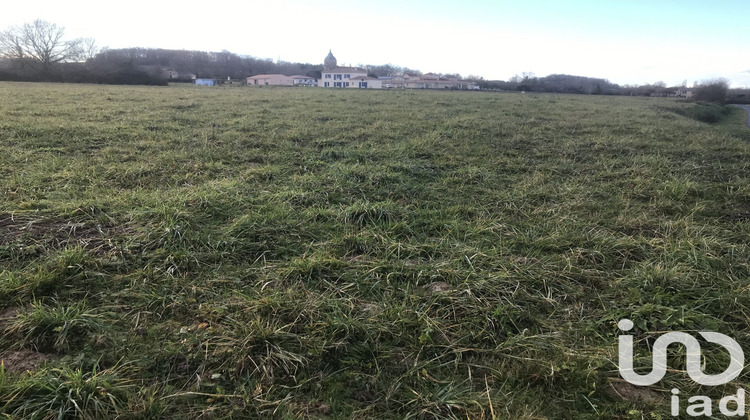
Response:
[733, 104, 750, 127]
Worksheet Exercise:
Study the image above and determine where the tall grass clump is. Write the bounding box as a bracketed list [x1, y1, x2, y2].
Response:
[6, 299, 105, 352]
[0, 363, 135, 419]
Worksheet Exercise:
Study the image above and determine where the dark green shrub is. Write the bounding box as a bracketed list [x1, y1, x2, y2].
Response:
[693, 79, 729, 104]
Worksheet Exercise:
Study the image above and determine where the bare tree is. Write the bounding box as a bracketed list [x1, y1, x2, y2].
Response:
[0, 31, 24, 61]
[0, 19, 84, 76]
[78, 37, 99, 61]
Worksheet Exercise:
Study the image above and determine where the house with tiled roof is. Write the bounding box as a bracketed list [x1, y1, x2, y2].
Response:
[247, 74, 317, 86]
[247, 74, 293, 86]
[319, 51, 378, 88]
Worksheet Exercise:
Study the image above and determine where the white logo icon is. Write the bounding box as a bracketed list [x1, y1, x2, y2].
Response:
[617, 318, 744, 386]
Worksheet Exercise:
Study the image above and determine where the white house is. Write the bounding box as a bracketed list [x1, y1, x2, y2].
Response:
[316, 51, 476, 90]
[401, 73, 478, 90]
[350, 76, 382, 89]
[247, 74, 317, 86]
[675, 87, 694, 98]
[291, 75, 317, 86]
[319, 51, 372, 88]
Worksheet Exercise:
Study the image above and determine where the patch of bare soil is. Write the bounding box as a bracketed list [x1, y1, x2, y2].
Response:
[0, 306, 20, 331]
[0, 349, 51, 374]
[1, 307, 53, 374]
[606, 378, 663, 404]
[720, 203, 750, 222]
[0, 213, 129, 255]
[422, 281, 451, 296]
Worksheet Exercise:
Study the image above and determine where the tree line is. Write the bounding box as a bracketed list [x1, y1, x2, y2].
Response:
[0, 19, 425, 86]
[90, 48, 322, 82]
[474, 73, 732, 103]
[0, 20, 324, 85]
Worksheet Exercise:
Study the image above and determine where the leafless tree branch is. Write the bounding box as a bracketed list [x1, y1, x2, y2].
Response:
[0, 19, 84, 75]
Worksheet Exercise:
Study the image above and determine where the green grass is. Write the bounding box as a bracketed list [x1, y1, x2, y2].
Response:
[1, 362, 137, 419]
[716, 105, 750, 140]
[674, 102, 750, 141]
[0, 82, 749, 418]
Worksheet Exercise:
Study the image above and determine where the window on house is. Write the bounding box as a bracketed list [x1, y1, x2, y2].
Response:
[359, 82, 367, 88]
[344, 74, 350, 79]
[325, 74, 331, 79]
[334, 82, 342, 87]
[334, 74, 342, 80]
[324, 82, 329, 87]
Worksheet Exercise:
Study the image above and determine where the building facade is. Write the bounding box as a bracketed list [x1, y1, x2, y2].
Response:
[247, 74, 317, 86]
[403, 73, 478, 90]
[318, 50, 377, 88]
[291, 75, 317, 86]
[318, 51, 477, 90]
[247, 74, 294, 86]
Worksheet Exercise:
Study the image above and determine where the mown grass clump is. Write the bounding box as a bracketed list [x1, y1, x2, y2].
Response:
[0, 82, 749, 418]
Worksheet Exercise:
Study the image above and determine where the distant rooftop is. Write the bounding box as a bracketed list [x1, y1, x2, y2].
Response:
[323, 66, 367, 73]
[247, 74, 287, 79]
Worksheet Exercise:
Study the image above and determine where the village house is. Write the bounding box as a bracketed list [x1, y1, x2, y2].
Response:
[319, 51, 381, 88]
[291, 75, 317, 86]
[378, 74, 418, 89]
[350, 75, 382, 89]
[404, 73, 478, 90]
[675, 87, 694, 98]
[318, 51, 476, 90]
[247, 74, 294, 86]
[246, 74, 317, 86]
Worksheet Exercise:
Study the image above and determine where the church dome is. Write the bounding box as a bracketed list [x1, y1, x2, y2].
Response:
[324, 50, 337, 70]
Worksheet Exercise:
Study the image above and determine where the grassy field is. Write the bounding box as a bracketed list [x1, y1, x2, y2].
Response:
[0, 82, 749, 419]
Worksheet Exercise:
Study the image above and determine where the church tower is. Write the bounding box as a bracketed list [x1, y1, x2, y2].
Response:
[324, 50, 337, 70]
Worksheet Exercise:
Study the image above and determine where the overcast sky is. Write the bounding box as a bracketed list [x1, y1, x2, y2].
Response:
[2, 0, 749, 87]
